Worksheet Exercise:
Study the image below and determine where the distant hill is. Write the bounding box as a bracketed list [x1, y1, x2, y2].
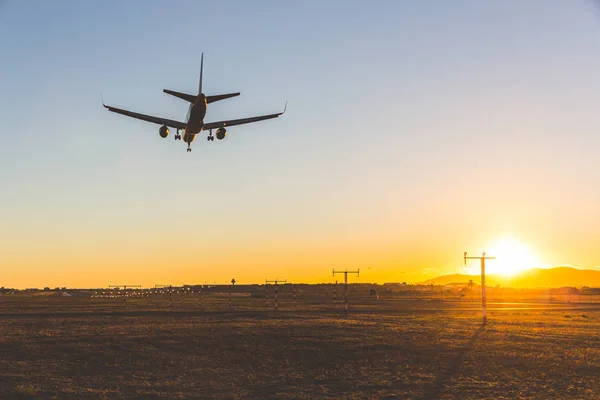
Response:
[418, 267, 600, 288]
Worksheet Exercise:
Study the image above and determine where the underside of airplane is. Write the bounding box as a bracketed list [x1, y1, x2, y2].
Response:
[103, 53, 286, 152]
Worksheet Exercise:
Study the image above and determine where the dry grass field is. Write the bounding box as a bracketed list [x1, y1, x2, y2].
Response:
[1, 293, 599, 399]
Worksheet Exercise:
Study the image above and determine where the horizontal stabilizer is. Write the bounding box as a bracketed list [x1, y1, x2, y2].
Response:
[206, 92, 240, 104]
[163, 89, 197, 103]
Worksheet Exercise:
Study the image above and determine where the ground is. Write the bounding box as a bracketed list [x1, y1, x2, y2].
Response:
[1, 294, 599, 399]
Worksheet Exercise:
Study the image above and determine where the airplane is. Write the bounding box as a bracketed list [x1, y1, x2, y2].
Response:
[103, 53, 286, 152]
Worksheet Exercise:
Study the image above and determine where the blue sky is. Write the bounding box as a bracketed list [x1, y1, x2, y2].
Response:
[1, 1, 600, 287]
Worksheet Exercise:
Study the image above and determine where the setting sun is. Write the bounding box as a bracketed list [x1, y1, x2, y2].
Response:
[485, 236, 544, 276]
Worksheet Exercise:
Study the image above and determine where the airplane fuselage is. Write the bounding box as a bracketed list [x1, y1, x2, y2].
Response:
[183, 94, 208, 144]
[103, 53, 285, 153]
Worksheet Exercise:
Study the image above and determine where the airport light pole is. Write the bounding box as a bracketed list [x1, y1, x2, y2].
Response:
[333, 280, 337, 305]
[229, 279, 236, 309]
[264, 281, 269, 308]
[108, 284, 141, 309]
[464, 252, 496, 324]
[293, 284, 297, 305]
[265, 279, 286, 310]
[155, 284, 173, 307]
[332, 269, 360, 315]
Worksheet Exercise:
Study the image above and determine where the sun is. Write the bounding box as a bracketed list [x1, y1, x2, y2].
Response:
[484, 236, 542, 277]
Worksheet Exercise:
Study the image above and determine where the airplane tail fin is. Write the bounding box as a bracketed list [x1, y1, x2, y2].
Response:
[198, 53, 203, 95]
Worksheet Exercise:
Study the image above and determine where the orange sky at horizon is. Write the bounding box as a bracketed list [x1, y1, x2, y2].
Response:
[3, 226, 598, 289]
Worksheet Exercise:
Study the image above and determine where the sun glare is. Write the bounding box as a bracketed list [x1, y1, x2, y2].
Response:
[485, 236, 542, 276]
[465, 236, 545, 277]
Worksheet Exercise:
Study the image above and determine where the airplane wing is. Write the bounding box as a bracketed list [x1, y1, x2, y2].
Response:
[202, 102, 287, 131]
[103, 103, 187, 130]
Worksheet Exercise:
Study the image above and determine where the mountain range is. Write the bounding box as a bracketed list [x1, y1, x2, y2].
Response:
[418, 266, 600, 288]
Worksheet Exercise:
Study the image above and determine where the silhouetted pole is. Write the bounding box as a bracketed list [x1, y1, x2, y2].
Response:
[464, 252, 496, 324]
[264, 281, 269, 307]
[293, 284, 297, 305]
[199, 285, 203, 306]
[333, 280, 337, 304]
[109, 284, 141, 309]
[265, 279, 286, 310]
[155, 284, 173, 308]
[333, 269, 360, 315]
[229, 279, 235, 310]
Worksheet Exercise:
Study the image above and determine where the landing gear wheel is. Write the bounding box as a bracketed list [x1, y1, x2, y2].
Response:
[187, 148, 191, 152]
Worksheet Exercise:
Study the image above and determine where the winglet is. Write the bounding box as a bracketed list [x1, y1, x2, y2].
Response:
[101, 93, 107, 108]
[283, 101, 288, 114]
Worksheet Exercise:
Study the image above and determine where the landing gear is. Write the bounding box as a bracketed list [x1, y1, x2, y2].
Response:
[207, 129, 214, 141]
[187, 148, 191, 152]
[175, 129, 181, 140]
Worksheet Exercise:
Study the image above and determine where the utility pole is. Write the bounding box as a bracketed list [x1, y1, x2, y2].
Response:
[108, 284, 141, 309]
[265, 279, 286, 310]
[332, 269, 360, 315]
[464, 252, 496, 324]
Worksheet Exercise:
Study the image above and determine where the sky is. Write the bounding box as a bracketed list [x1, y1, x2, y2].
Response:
[1, 0, 600, 288]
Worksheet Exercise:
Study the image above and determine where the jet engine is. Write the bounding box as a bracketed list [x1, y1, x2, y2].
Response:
[159, 125, 169, 138]
[216, 127, 227, 140]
